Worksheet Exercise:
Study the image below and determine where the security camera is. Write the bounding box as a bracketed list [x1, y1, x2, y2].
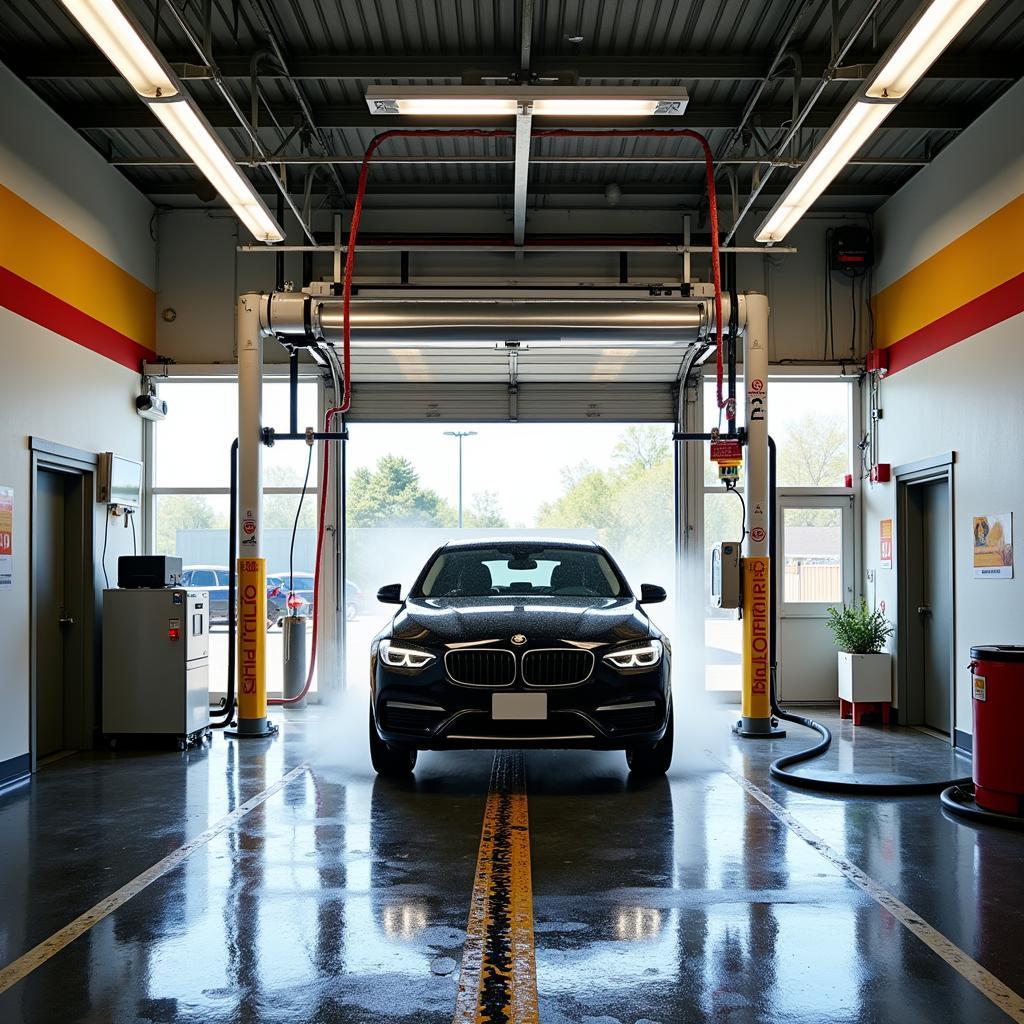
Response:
[136, 392, 167, 421]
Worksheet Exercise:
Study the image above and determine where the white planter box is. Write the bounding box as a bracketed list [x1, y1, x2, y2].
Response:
[837, 652, 892, 703]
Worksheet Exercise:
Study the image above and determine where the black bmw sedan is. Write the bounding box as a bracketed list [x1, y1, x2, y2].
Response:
[369, 539, 672, 776]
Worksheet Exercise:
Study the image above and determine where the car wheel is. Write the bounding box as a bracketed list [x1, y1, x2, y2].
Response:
[626, 706, 673, 776]
[369, 704, 417, 776]
[346, 601, 358, 621]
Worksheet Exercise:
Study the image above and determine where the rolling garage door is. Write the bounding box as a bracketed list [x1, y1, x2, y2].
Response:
[345, 381, 677, 422]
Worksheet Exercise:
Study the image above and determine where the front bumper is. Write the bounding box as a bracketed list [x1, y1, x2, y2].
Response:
[372, 653, 671, 751]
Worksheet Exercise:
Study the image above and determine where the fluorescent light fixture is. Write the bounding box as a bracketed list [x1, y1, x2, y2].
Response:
[755, 101, 894, 243]
[150, 101, 284, 242]
[365, 86, 688, 117]
[58, 0, 283, 243]
[60, 0, 177, 98]
[755, 0, 986, 243]
[866, 0, 989, 99]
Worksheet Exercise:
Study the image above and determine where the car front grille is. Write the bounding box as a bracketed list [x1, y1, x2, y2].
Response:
[521, 649, 594, 687]
[444, 649, 516, 687]
[597, 701, 664, 733]
[382, 702, 445, 734]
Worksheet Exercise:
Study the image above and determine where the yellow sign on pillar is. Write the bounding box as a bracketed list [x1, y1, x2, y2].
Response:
[237, 557, 267, 723]
[741, 556, 771, 721]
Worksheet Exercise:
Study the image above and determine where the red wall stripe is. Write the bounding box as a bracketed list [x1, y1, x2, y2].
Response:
[0, 266, 155, 372]
[876, 271, 1024, 376]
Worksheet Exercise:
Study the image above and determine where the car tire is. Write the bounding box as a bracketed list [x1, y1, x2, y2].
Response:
[625, 706, 673, 776]
[346, 602, 358, 621]
[369, 704, 417, 776]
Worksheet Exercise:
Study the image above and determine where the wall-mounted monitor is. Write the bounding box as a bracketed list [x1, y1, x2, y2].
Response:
[97, 453, 143, 508]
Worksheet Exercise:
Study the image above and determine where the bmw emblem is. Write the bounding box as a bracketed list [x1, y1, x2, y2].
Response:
[511, 633, 527, 646]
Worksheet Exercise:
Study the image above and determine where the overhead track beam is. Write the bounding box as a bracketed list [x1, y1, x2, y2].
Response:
[110, 155, 930, 168]
[59, 101, 983, 131]
[15, 51, 1017, 81]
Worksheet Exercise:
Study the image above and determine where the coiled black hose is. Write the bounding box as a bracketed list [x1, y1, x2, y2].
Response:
[762, 436, 969, 795]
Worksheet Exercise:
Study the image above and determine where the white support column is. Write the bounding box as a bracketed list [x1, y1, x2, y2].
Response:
[238, 293, 265, 558]
[232, 292, 276, 737]
[736, 291, 783, 738]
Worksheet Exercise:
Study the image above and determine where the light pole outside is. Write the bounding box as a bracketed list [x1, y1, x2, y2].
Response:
[443, 430, 478, 528]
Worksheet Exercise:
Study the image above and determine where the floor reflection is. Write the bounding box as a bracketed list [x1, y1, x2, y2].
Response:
[0, 710, 1022, 1023]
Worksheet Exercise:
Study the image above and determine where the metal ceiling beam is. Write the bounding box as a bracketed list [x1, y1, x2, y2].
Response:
[512, 0, 535, 245]
[132, 180, 889, 198]
[109, 154, 929, 167]
[13, 50, 1018, 81]
[60, 101, 983, 130]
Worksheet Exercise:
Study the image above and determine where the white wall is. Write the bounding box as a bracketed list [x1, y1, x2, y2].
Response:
[865, 80, 1024, 741]
[0, 64, 154, 777]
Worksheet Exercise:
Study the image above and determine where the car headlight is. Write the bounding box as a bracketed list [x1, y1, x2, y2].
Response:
[603, 639, 663, 671]
[379, 639, 436, 672]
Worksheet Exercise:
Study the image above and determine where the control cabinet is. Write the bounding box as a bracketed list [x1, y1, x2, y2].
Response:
[102, 588, 211, 744]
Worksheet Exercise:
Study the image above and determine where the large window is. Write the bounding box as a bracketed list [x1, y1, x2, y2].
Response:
[701, 376, 854, 691]
[151, 379, 320, 696]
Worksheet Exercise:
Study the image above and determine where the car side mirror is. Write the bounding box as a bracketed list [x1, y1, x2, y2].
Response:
[639, 584, 667, 605]
[377, 583, 403, 605]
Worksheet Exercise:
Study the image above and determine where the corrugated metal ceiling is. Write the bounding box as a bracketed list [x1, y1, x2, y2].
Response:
[1, 0, 1021, 231]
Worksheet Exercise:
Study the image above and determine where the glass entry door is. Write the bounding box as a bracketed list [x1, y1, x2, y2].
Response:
[776, 492, 855, 702]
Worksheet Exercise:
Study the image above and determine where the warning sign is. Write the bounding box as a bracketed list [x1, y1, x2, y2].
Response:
[0, 487, 12, 588]
[880, 518, 893, 569]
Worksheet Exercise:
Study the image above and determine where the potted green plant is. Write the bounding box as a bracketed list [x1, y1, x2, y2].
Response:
[826, 601, 894, 705]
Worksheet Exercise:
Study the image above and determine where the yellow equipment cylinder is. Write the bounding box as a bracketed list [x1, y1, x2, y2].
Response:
[235, 556, 269, 731]
[741, 556, 772, 722]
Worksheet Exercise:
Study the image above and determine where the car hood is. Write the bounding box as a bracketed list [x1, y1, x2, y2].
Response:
[390, 597, 651, 646]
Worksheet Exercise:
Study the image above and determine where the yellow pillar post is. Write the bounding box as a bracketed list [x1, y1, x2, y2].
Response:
[735, 293, 784, 739]
[236, 556, 268, 727]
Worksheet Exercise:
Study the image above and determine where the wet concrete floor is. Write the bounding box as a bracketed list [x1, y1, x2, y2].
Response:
[0, 703, 1021, 1023]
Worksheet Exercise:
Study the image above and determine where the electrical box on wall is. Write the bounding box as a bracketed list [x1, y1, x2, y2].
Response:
[712, 541, 742, 610]
[870, 463, 891, 483]
[829, 225, 874, 273]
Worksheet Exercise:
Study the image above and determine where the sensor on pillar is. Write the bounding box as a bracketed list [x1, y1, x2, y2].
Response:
[710, 436, 743, 487]
[711, 542, 742, 610]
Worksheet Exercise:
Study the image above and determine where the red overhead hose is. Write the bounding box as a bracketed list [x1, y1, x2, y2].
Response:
[280, 126, 725, 707]
[339, 126, 726, 416]
[531, 128, 725, 418]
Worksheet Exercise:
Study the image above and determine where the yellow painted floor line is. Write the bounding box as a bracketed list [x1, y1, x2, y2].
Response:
[711, 752, 1024, 1023]
[453, 750, 539, 1024]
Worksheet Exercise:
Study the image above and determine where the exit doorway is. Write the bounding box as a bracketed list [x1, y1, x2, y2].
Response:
[31, 446, 96, 768]
[896, 455, 955, 737]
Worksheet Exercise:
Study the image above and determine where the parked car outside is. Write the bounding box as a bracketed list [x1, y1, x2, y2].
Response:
[271, 572, 362, 621]
[180, 565, 297, 631]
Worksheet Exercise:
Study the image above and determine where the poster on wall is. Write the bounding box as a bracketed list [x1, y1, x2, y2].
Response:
[880, 518, 893, 569]
[973, 513, 1013, 579]
[0, 487, 12, 588]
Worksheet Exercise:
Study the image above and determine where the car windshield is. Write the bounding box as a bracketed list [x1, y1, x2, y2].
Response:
[415, 546, 625, 599]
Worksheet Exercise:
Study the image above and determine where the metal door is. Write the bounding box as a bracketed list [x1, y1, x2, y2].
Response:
[776, 492, 855, 702]
[35, 471, 68, 758]
[920, 480, 952, 733]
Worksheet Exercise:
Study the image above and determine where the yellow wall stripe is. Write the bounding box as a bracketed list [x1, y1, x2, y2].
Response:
[873, 192, 1024, 350]
[0, 183, 155, 350]
[454, 750, 539, 1024]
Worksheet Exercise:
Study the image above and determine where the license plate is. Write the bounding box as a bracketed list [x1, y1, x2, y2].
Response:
[492, 693, 548, 720]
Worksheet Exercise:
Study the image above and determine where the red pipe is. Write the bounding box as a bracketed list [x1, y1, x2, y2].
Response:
[276, 127, 726, 707]
[340, 127, 726, 416]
